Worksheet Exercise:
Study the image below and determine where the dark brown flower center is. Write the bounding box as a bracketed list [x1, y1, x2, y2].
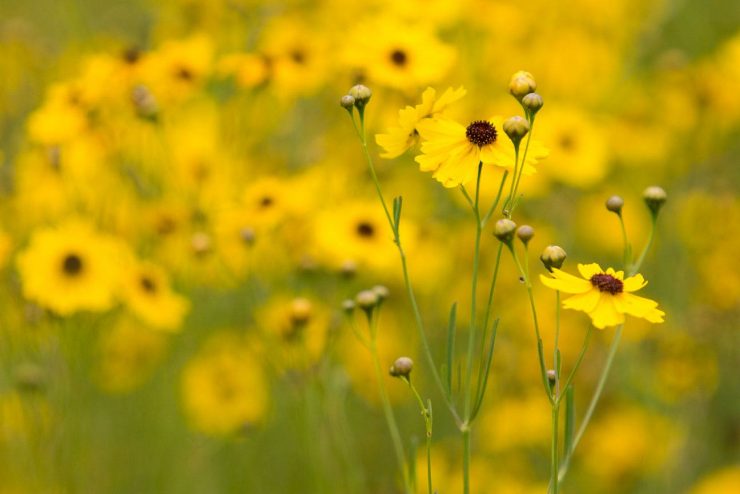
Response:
[590, 273, 623, 294]
[466, 120, 497, 147]
[140, 276, 157, 294]
[62, 254, 83, 276]
[356, 221, 375, 238]
[390, 49, 408, 67]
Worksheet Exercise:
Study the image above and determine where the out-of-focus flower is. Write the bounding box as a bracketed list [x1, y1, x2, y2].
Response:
[376, 86, 466, 158]
[121, 260, 190, 332]
[690, 466, 740, 494]
[181, 333, 269, 436]
[415, 116, 548, 188]
[540, 263, 664, 329]
[344, 18, 455, 91]
[16, 220, 125, 315]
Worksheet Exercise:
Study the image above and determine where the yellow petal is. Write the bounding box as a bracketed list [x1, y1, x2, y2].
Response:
[617, 293, 665, 323]
[577, 263, 603, 280]
[623, 274, 647, 292]
[562, 289, 601, 312]
[540, 271, 592, 294]
[588, 295, 625, 329]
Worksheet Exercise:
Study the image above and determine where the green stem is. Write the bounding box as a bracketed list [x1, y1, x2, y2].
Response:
[557, 326, 594, 405]
[462, 425, 471, 494]
[369, 314, 412, 494]
[554, 291, 561, 395]
[503, 143, 520, 216]
[632, 215, 657, 276]
[617, 213, 632, 271]
[508, 116, 535, 215]
[349, 112, 460, 423]
[482, 171, 509, 227]
[510, 246, 552, 403]
[403, 377, 433, 494]
[551, 403, 560, 494]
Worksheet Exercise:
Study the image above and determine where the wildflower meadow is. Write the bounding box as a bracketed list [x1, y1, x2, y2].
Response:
[0, 0, 738, 493]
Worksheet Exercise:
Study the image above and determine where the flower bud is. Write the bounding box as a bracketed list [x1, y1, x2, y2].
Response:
[540, 245, 567, 272]
[389, 356, 414, 378]
[340, 259, 357, 278]
[340, 94, 355, 110]
[493, 219, 517, 245]
[516, 225, 535, 245]
[522, 92, 544, 115]
[503, 116, 530, 144]
[355, 289, 379, 311]
[240, 227, 255, 245]
[341, 299, 356, 315]
[289, 297, 312, 325]
[605, 195, 624, 215]
[547, 369, 557, 389]
[509, 71, 537, 101]
[131, 84, 158, 120]
[348, 84, 372, 108]
[643, 186, 667, 216]
[372, 285, 389, 301]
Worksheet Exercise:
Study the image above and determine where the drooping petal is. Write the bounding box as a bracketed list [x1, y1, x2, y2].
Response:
[588, 295, 625, 329]
[562, 288, 601, 312]
[617, 293, 665, 323]
[540, 270, 593, 294]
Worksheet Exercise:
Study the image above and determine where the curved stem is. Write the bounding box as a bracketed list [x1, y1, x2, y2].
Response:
[557, 326, 594, 405]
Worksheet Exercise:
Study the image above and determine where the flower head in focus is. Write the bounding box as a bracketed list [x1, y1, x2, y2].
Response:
[414, 116, 548, 188]
[540, 263, 665, 329]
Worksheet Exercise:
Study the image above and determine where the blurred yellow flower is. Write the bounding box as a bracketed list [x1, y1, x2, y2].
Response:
[540, 263, 665, 329]
[121, 260, 189, 332]
[415, 116, 548, 188]
[16, 221, 124, 315]
[691, 466, 740, 494]
[375, 86, 466, 159]
[181, 333, 269, 436]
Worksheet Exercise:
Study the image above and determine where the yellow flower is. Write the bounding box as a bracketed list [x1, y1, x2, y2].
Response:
[415, 116, 548, 188]
[540, 263, 665, 329]
[16, 221, 124, 315]
[375, 86, 466, 159]
[181, 333, 269, 436]
[121, 260, 190, 332]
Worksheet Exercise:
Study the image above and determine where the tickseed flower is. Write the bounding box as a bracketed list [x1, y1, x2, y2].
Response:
[376, 86, 466, 159]
[540, 263, 665, 329]
[415, 115, 548, 188]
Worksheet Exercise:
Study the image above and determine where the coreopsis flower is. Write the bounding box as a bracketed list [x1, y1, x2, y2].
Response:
[121, 260, 190, 332]
[540, 263, 665, 329]
[375, 86, 466, 158]
[16, 220, 125, 315]
[415, 116, 548, 188]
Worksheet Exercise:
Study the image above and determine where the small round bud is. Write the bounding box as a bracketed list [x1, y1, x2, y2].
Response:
[509, 71, 537, 101]
[503, 116, 530, 144]
[340, 94, 355, 110]
[605, 195, 624, 215]
[547, 369, 557, 388]
[131, 84, 158, 120]
[289, 297, 312, 325]
[643, 186, 667, 216]
[341, 299, 356, 314]
[516, 225, 535, 245]
[522, 92, 544, 115]
[340, 259, 357, 278]
[191, 232, 212, 256]
[355, 289, 379, 310]
[239, 227, 255, 245]
[348, 85, 372, 108]
[493, 219, 517, 245]
[389, 356, 414, 378]
[372, 285, 389, 301]
[540, 245, 567, 272]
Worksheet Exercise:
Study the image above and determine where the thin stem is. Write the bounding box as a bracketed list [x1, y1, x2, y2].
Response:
[481, 243, 504, 339]
[632, 215, 657, 276]
[509, 245, 553, 403]
[402, 377, 433, 494]
[462, 426, 471, 494]
[554, 291, 561, 395]
[482, 171, 509, 226]
[551, 403, 560, 494]
[508, 116, 536, 215]
[349, 112, 460, 423]
[503, 143, 520, 216]
[369, 313, 412, 494]
[617, 213, 632, 271]
[463, 162, 484, 421]
[557, 326, 594, 405]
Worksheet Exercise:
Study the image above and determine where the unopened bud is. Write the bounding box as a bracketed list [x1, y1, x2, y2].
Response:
[547, 369, 557, 389]
[643, 186, 667, 216]
[503, 116, 530, 144]
[516, 225, 535, 245]
[605, 195, 624, 215]
[522, 92, 544, 115]
[355, 289, 379, 311]
[540, 245, 567, 272]
[372, 285, 389, 301]
[341, 299, 356, 314]
[340, 259, 357, 278]
[389, 356, 414, 378]
[348, 85, 372, 108]
[509, 71, 537, 101]
[494, 219, 517, 245]
[340, 94, 355, 110]
[131, 84, 158, 120]
[289, 297, 312, 325]
[239, 227, 255, 245]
